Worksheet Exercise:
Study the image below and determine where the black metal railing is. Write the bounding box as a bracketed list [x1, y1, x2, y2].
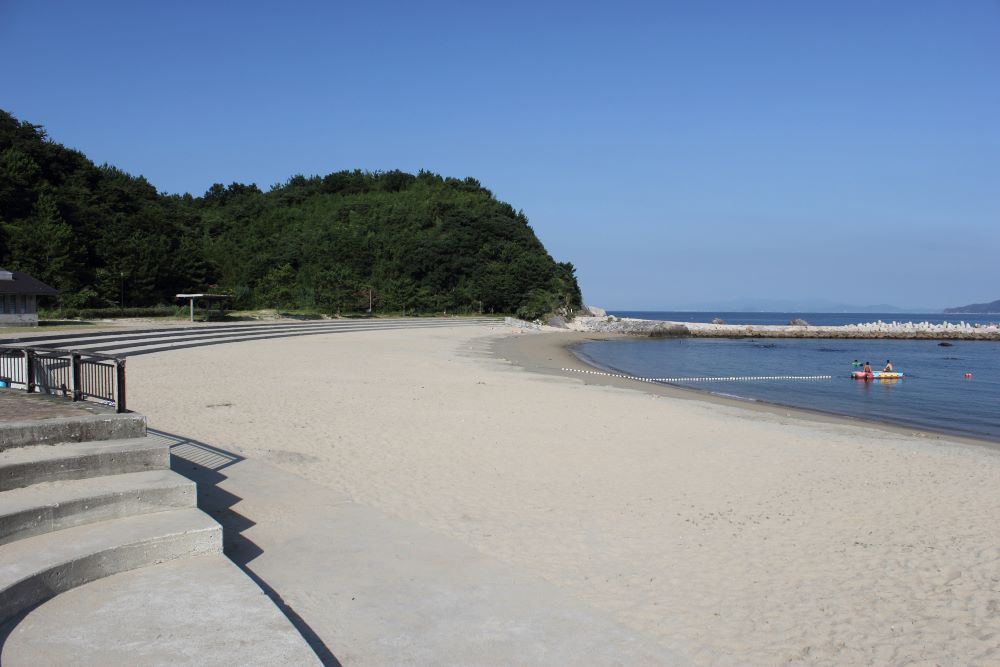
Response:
[0, 346, 126, 413]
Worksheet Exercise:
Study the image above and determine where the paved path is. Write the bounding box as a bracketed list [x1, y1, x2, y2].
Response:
[0, 318, 496, 357]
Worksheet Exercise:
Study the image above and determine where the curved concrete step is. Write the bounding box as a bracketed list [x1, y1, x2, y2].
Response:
[0, 411, 146, 451]
[1, 554, 322, 665]
[0, 507, 221, 624]
[0, 470, 196, 546]
[0, 436, 168, 492]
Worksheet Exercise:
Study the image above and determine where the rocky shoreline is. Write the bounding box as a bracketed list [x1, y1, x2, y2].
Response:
[566, 316, 1000, 341]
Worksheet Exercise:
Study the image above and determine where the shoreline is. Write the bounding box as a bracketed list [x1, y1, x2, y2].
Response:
[492, 330, 1000, 450]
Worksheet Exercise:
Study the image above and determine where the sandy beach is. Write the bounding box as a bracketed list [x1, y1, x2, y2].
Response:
[128, 323, 1000, 665]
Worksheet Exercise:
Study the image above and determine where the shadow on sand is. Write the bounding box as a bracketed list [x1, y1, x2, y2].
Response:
[152, 429, 342, 667]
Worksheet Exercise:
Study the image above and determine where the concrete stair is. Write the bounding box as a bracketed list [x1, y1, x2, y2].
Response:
[1, 554, 322, 666]
[0, 410, 146, 450]
[0, 436, 169, 491]
[0, 400, 320, 663]
[0, 469, 196, 545]
[0, 414, 222, 627]
[0, 508, 221, 622]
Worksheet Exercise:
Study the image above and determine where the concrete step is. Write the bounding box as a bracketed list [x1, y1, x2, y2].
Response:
[0, 507, 221, 624]
[0, 436, 168, 492]
[0, 410, 145, 451]
[1, 554, 322, 666]
[0, 470, 196, 546]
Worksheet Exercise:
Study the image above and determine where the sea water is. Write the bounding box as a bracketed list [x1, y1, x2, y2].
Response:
[575, 336, 1000, 441]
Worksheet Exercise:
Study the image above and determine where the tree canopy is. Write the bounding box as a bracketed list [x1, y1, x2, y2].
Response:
[0, 110, 581, 319]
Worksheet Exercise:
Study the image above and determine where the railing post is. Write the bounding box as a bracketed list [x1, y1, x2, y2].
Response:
[71, 352, 82, 401]
[24, 349, 35, 394]
[115, 358, 127, 413]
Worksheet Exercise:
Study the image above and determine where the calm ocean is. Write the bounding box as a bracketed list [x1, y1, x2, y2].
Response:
[578, 313, 1000, 441]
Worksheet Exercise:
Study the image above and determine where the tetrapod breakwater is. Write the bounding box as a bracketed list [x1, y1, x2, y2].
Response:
[567, 317, 1000, 341]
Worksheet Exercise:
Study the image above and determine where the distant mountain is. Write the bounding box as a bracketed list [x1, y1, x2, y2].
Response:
[944, 299, 1000, 314]
[666, 298, 937, 313]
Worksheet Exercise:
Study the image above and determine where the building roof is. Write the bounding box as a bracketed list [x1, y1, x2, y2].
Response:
[176, 293, 233, 301]
[0, 269, 58, 296]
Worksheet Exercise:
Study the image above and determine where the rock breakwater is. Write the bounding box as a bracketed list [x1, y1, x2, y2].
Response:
[567, 317, 1000, 341]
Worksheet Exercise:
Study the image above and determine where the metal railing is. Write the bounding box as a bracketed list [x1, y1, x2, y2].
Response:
[0, 346, 126, 413]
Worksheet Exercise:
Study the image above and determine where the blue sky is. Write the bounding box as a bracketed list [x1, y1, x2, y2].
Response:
[2, 1, 998, 310]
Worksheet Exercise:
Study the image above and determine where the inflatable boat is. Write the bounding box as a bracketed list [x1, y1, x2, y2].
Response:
[851, 371, 904, 380]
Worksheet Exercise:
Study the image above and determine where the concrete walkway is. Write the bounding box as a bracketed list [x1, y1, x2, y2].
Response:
[162, 430, 683, 666]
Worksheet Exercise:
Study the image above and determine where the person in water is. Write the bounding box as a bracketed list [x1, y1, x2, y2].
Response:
[883, 360, 893, 372]
[863, 361, 873, 374]
[852, 359, 861, 367]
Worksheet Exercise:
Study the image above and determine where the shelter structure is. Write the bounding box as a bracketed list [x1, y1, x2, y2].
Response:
[176, 293, 233, 322]
[0, 269, 58, 326]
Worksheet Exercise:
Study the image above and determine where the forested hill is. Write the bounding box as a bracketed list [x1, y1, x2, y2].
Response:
[0, 110, 581, 318]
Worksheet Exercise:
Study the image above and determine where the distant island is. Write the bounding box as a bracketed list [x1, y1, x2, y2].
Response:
[661, 298, 936, 313]
[944, 299, 1000, 314]
[0, 110, 581, 319]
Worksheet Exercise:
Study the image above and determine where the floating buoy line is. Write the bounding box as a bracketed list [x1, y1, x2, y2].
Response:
[560, 368, 833, 383]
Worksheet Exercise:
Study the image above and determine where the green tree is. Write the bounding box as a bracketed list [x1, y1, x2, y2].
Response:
[2, 193, 81, 294]
[311, 265, 360, 313]
[255, 263, 298, 309]
[0, 148, 42, 220]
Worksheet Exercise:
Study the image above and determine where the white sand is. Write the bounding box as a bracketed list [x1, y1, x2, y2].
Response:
[130, 324, 1000, 665]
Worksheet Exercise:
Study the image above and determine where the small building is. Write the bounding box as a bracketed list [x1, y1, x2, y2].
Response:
[0, 269, 58, 326]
